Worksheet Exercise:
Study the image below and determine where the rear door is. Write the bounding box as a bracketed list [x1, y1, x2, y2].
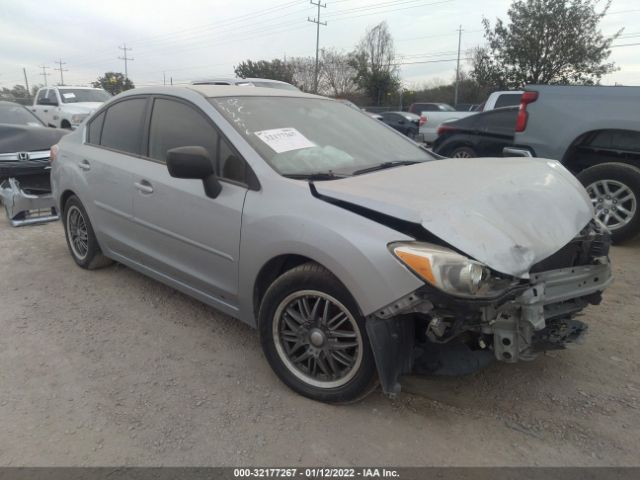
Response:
[82, 96, 149, 261]
[129, 96, 249, 309]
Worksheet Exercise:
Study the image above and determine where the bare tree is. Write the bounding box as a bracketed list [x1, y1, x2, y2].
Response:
[320, 48, 358, 97]
[288, 57, 318, 93]
[351, 21, 399, 105]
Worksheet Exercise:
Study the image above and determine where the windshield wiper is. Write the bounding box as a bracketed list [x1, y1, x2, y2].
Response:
[282, 172, 346, 181]
[352, 160, 423, 176]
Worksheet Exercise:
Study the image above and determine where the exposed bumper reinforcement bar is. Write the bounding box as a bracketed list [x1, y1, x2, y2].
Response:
[0, 177, 59, 227]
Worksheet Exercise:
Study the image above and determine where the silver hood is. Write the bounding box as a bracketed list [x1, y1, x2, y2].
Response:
[315, 157, 594, 278]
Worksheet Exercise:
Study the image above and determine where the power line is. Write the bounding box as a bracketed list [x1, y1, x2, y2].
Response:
[118, 44, 134, 79]
[38, 65, 50, 86]
[308, 0, 327, 93]
[54, 58, 68, 85]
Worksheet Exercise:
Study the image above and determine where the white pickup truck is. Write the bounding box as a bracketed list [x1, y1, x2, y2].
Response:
[31, 86, 111, 129]
[419, 92, 524, 143]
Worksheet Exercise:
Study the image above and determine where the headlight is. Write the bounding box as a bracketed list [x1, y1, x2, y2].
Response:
[390, 242, 511, 298]
[71, 113, 89, 124]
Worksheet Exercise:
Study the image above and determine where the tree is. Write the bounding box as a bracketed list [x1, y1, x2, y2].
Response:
[288, 57, 318, 93]
[92, 72, 134, 95]
[350, 21, 400, 105]
[472, 0, 621, 88]
[320, 48, 359, 97]
[233, 59, 295, 84]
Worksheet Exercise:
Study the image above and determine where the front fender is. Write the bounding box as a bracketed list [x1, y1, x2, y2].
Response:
[236, 185, 424, 326]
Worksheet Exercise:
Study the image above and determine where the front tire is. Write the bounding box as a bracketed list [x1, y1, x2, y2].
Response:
[449, 145, 477, 158]
[577, 162, 640, 244]
[63, 195, 113, 269]
[259, 263, 377, 403]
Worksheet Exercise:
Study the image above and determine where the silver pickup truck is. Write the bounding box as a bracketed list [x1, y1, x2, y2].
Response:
[505, 85, 640, 243]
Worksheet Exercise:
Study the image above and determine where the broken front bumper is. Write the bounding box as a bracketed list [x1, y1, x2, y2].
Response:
[487, 261, 612, 362]
[367, 260, 612, 396]
[0, 177, 59, 227]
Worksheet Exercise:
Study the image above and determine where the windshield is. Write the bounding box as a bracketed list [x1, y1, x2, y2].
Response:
[211, 96, 434, 176]
[439, 104, 456, 111]
[0, 104, 44, 126]
[59, 89, 111, 103]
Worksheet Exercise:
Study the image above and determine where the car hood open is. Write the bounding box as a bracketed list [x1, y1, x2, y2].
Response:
[314, 157, 594, 278]
[0, 124, 69, 154]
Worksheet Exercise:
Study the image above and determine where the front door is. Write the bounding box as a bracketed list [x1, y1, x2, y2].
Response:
[130, 97, 248, 310]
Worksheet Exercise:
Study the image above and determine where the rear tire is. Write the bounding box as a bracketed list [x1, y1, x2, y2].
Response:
[258, 262, 377, 403]
[449, 146, 477, 158]
[63, 195, 113, 269]
[577, 162, 640, 244]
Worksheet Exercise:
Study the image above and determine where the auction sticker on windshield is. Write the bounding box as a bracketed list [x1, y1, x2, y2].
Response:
[62, 93, 76, 99]
[254, 128, 315, 154]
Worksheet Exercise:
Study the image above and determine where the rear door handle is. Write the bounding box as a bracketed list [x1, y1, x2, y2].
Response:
[134, 180, 154, 194]
[78, 159, 91, 171]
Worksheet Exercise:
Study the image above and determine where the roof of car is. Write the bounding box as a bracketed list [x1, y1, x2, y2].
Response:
[192, 77, 293, 85]
[186, 85, 319, 99]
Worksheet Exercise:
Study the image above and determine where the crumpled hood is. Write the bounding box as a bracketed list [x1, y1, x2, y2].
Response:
[314, 157, 594, 278]
[0, 124, 69, 154]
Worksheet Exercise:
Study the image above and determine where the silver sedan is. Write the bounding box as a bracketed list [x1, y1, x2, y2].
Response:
[51, 86, 612, 403]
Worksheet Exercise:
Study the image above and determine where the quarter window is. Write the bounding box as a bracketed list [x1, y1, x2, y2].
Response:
[87, 111, 105, 145]
[100, 98, 147, 154]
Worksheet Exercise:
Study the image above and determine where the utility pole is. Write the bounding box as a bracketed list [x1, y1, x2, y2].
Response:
[163, 71, 166, 86]
[308, 0, 326, 94]
[23, 68, 30, 97]
[38, 65, 50, 86]
[118, 44, 134, 80]
[54, 58, 67, 85]
[453, 25, 463, 107]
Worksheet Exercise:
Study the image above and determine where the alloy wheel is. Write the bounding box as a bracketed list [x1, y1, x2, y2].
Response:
[66, 205, 89, 259]
[586, 179, 637, 230]
[272, 290, 363, 389]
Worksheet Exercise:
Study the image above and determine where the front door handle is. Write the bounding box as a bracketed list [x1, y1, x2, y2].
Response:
[43, 109, 48, 113]
[134, 180, 154, 194]
[78, 159, 91, 171]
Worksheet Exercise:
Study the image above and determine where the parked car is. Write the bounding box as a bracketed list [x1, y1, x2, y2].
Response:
[51, 85, 611, 403]
[0, 101, 68, 226]
[418, 109, 474, 143]
[31, 86, 111, 129]
[408, 102, 456, 115]
[191, 77, 300, 91]
[379, 111, 420, 139]
[505, 85, 640, 243]
[432, 107, 518, 158]
[480, 91, 523, 111]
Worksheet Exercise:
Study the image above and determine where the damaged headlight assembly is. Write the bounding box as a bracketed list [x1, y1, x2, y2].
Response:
[71, 113, 89, 124]
[390, 242, 514, 298]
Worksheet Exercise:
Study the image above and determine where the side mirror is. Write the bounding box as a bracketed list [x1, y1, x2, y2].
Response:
[166, 146, 222, 198]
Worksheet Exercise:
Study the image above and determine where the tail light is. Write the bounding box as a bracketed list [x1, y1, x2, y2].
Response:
[515, 91, 538, 132]
[49, 144, 58, 164]
[437, 125, 457, 136]
[419, 115, 427, 126]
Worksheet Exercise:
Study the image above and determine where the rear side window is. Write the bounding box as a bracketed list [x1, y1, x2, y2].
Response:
[36, 89, 47, 104]
[494, 93, 522, 109]
[148, 98, 219, 163]
[46, 89, 58, 104]
[100, 98, 147, 154]
[87, 111, 105, 145]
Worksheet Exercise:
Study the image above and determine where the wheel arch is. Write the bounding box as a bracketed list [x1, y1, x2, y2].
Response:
[59, 189, 77, 212]
[253, 254, 346, 321]
[562, 128, 640, 173]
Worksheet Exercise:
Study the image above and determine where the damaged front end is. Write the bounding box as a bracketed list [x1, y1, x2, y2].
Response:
[367, 221, 612, 397]
[0, 152, 59, 227]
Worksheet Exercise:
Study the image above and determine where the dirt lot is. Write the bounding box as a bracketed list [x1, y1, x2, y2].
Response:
[0, 217, 639, 466]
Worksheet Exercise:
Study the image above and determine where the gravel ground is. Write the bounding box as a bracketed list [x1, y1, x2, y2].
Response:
[0, 217, 639, 466]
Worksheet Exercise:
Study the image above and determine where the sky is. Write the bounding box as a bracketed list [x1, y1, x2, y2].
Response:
[0, 0, 639, 90]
